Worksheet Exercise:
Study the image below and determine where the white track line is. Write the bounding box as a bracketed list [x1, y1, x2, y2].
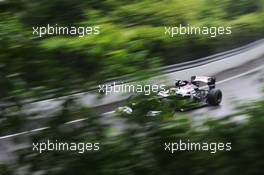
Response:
[216, 64, 264, 85]
[0, 127, 49, 140]
[0, 64, 263, 140]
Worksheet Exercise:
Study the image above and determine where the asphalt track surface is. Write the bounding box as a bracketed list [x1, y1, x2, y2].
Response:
[188, 57, 264, 121]
[0, 56, 264, 163]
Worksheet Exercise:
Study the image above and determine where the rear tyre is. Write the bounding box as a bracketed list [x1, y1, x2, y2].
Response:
[207, 89, 222, 105]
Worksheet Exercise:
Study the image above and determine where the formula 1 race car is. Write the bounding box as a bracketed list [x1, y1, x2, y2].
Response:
[160, 76, 222, 106]
[116, 76, 222, 115]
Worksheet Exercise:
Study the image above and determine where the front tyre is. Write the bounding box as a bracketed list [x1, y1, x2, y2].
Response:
[207, 89, 222, 105]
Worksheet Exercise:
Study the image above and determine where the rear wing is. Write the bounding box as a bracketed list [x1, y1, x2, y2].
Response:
[191, 76, 216, 89]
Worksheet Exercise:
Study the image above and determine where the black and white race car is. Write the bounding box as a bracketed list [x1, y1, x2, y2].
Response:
[159, 76, 222, 106]
[117, 76, 222, 115]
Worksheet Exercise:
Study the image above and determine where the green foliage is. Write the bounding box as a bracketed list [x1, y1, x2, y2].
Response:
[3, 96, 261, 175]
[0, 1, 264, 174]
[223, 0, 262, 19]
[1, 0, 264, 101]
[0, 164, 13, 175]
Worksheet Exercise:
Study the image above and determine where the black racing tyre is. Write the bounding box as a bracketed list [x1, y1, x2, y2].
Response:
[207, 89, 222, 105]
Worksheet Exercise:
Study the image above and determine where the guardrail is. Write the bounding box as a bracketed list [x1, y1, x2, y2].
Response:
[2, 39, 264, 109]
[160, 39, 264, 73]
[74, 38, 264, 108]
[104, 39, 264, 84]
[161, 38, 264, 83]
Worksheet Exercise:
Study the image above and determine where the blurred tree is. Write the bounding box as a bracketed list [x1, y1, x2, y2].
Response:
[224, 0, 261, 19]
[7, 94, 264, 175]
[0, 1, 264, 173]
